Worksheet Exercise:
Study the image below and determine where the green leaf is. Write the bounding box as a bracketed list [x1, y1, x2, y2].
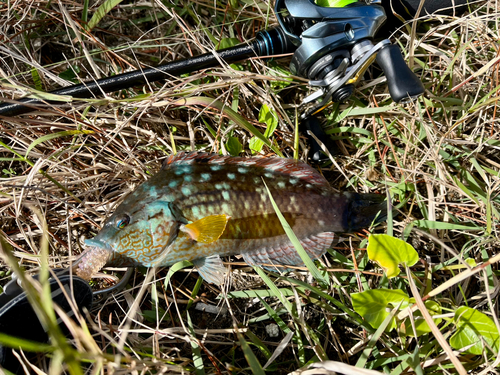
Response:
[267, 62, 293, 89]
[356, 300, 403, 368]
[249, 137, 265, 154]
[59, 65, 81, 82]
[85, 0, 124, 31]
[245, 330, 272, 359]
[250, 104, 278, 154]
[217, 38, 240, 50]
[258, 104, 279, 134]
[450, 306, 500, 355]
[403, 300, 442, 336]
[225, 288, 300, 299]
[187, 312, 205, 375]
[367, 234, 419, 278]
[0, 332, 54, 353]
[465, 258, 477, 267]
[237, 328, 266, 374]
[169, 97, 283, 157]
[352, 289, 411, 332]
[225, 136, 243, 156]
[164, 260, 193, 289]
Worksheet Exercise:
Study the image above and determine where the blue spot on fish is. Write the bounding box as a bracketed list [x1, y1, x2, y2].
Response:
[191, 206, 202, 217]
[174, 165, 191, 175]
[201, 173, 211, 181]
[182, 186, 192, 195]
[227, 173, 236, 180]
[147, 187, 158, 198]
[169, 180, 180, 188]
[210, 164, 223, 171]
[215, 182, 231, 190]
[184, 175, 193, 183]
[221, 191, 230, 200]
[238, 167, 249, 173]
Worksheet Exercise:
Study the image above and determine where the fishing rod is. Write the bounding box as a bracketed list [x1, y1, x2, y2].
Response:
[0, 0, 424, 163]
[0, 0, 423, 118]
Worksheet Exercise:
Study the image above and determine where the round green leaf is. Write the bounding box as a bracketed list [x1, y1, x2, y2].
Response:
[226, 136, 243, 156]
[450, 306, 500, 355]
[367, 234, 419, 278]
[352, 289, 410, 332]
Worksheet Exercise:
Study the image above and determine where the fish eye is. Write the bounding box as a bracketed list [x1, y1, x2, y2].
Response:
[116, 214, 130, 229]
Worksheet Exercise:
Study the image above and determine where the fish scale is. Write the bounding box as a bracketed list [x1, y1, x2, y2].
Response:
[76, 152, 387, 284]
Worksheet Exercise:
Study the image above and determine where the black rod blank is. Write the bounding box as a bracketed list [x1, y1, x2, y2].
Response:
[0, 28, 294, 117]
[0, 43, 257, 116]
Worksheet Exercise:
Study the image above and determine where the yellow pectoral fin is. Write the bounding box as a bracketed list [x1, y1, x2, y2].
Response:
[182, 214, 230, 244]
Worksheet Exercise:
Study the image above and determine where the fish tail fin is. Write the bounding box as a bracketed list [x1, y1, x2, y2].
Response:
[344, 192, 388, 232]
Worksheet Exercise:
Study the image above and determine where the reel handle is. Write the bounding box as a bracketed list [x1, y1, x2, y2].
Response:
[376, 44, 425, 103]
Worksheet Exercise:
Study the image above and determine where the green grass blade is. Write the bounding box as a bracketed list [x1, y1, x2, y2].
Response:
[187, 276, 204, 310]
[226, 288, 302, 299]
[0, 333, 54, 352]
[25, 130, 94, 157]
[164, 260, 193, 288]
[85, 0, 124, 31]
[253, 267, 293, 312]
[186, 312, 205, 375]
[414, 220, 483, 231]
[236, 329, 265, 375]
[245, 330, 272, 360]
[262, 180, 329, 287]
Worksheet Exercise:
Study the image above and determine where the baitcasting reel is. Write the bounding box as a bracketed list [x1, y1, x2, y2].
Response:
[276, 0, 425, 117]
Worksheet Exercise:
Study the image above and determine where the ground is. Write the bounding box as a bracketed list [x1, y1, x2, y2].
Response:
[0, 0, 499, 374]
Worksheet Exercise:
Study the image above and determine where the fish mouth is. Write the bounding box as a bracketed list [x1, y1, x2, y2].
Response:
[84, 238, 113, 252]
[73, 239, 113, 280]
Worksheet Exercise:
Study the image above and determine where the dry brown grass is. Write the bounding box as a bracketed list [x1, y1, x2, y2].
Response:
[0, 0, 499, 373]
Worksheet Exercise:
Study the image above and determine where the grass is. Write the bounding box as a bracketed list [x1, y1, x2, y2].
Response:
[0, 0, 499, 373]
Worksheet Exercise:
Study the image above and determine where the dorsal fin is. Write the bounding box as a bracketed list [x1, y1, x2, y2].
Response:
[161, 152, 330, 189]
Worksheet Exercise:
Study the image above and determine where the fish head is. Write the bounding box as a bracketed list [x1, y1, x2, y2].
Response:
[85, 192, 183, 265]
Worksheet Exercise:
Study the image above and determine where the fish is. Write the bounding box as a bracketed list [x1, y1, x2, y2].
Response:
[74, 152, 387, 285]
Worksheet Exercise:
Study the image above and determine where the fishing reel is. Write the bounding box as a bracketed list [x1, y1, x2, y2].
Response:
[275, 0, 425, 117]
